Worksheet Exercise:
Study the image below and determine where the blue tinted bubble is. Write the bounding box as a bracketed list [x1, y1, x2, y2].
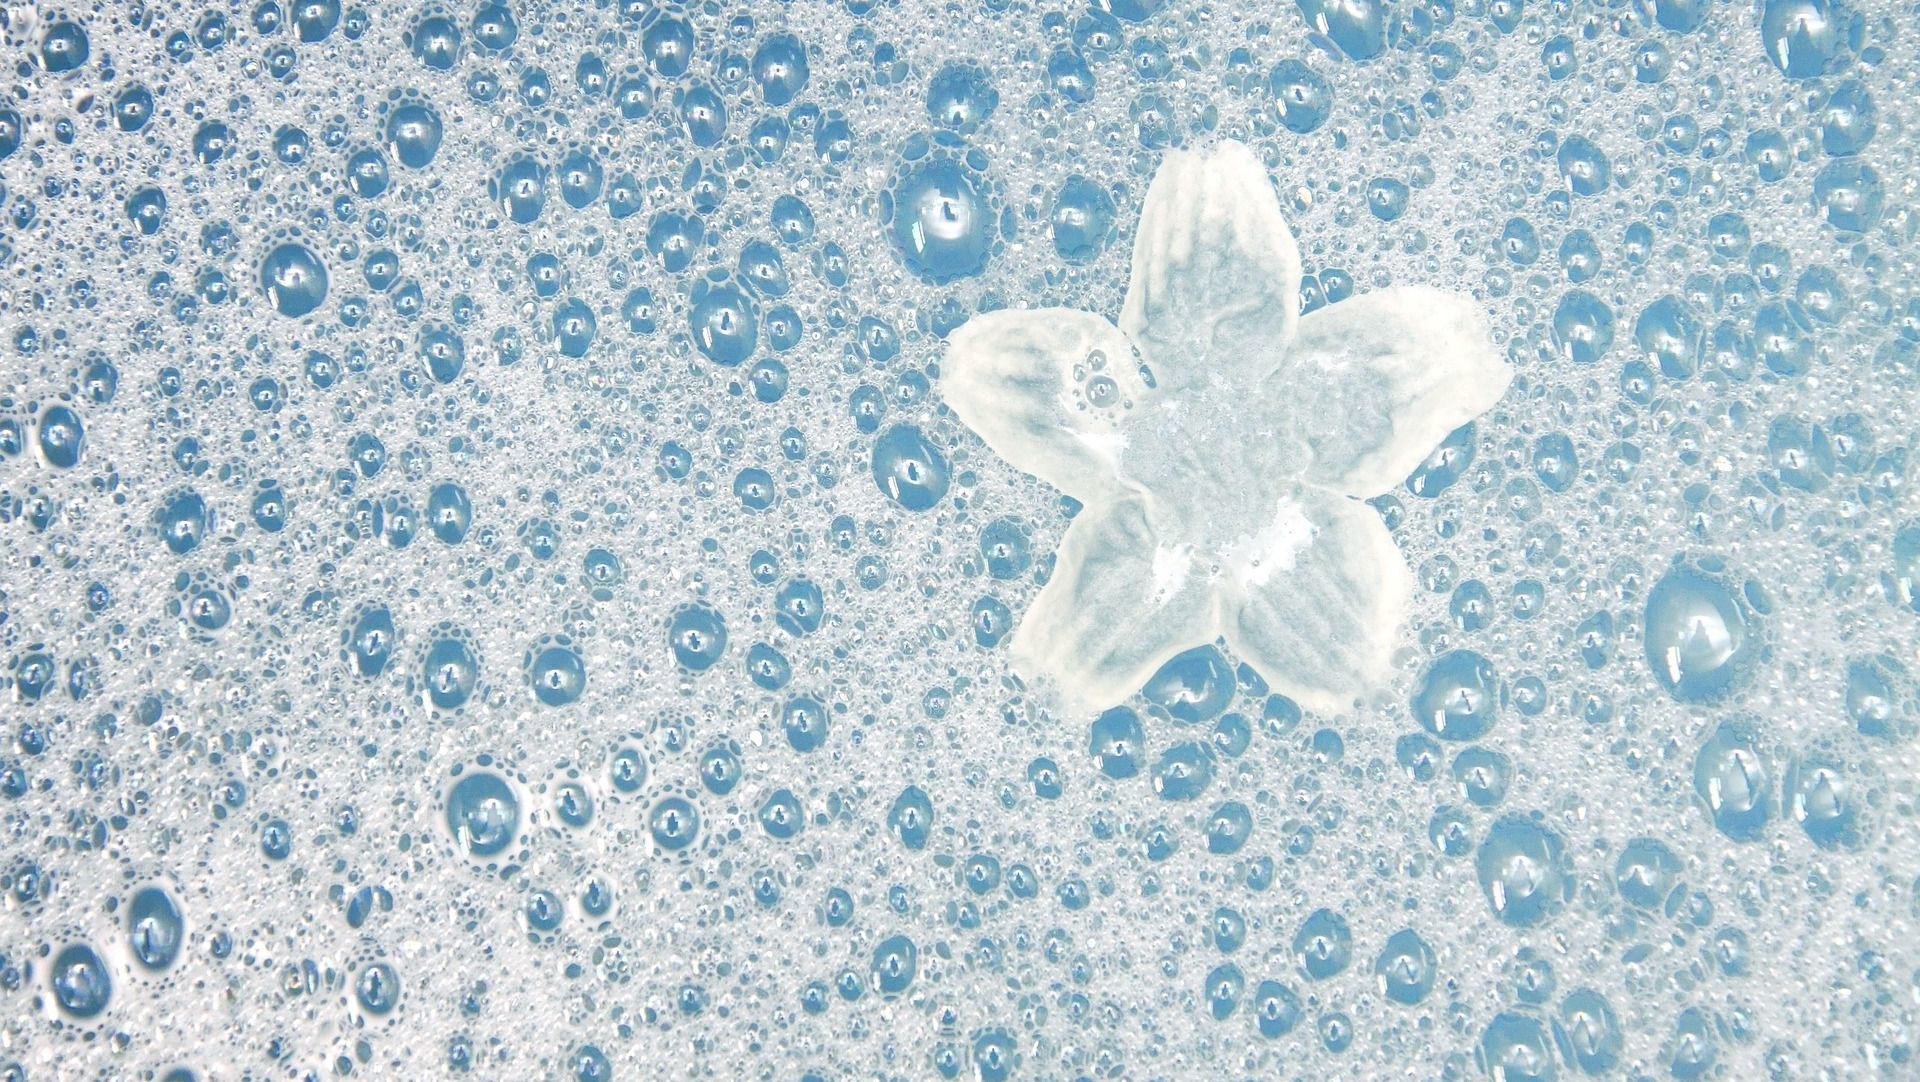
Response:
[1817, 79, 1875, 156]
[578, 880, 616, 920]
[1785, 755, 1865, 850]
[584, 160, 636, 213]
[781, 694, 829, 752]
[856, 314, 898, 360]
[408, 15, 462, 66]
[1634, 295, 1703, 379]
[1745, 129, 1791, 182]
[1644, 567, 1756, 702]
[1412, 650, 1499, 740]
[1047, 47, 1095, 102]
[1758, 0, 1859, 79]
[446, 772, 518, 857]
[1557, 134, 1610, 196]
[1453, 746, 1512, 806]
[1811, 158, 1882, 234]
[751, 34, 809, 105]
[771, 194, 815, 246]
[346, 148, 389, 197]
[123, 189, 165, 235]
[553, 298, 597, 357]
[1089, 707, 1146, 778]
[570, 1045, 611, 1082]
[529, 645, 586, 706]
[699, 744, 739, 794]
[621, 286, 656, 333]
[50, 944, 111, 1019]
[1480, 1012, 1555, 1082]
[346, 606, 395, 677]
[1142, 645, 1233, 722]
[249, 483, 289, 529]
[746, 642, 791, 691]
[1475, 815, 1568, 926]
[872, 424, 950, 511]
[1669, 1007, 1718, 1080]
[424, 633, 480, 709]
[759, 789, 804, 839]
[526, 889, 564, 931]
[115, 86, 154, 132]
[416, 326, 464, 383]
[492, 157, 548, 223]
[260, 242, 329, 317]
[669, 604, 727, 671]
[1204, 962, 1244, 1020]
[689, 280, 758, 365]
[649, 796, 700, 850]
[386, 103, 443, 168]
[823, 886, 854, 927]
[1692, 720, 1771, 841]
[972, 596, 1012, 648]
[356, 962, 399, 1015]
[775, 578, 824, 634]
[1210, 906, 1247, 952]
[1150, 742, 1214, 801]
[1205, 801, 1253, 854]
[1211, 712, 1252, 757]
[553, 783, 593, 827]
[610, 747, 647, 792]
[1254, 980, 1303, 1038]
[1555, 988, 1623, 1073]
[1365, 176, 1410, 220]
[1449, 579, 1493, 631]
[888, 785, 934, 849]
[1406, 422, 1475, 496]
[736, 242, 788, 300]
[1615, 837, 1680, 908]
[680, 84, 727, 146]
[191, 121, 234, 164]
[296, 0, 342, 42]
[1293, 908, 1352, 980]
[1268, 59, 1333, 132]
[1552, 290, 1614, 364]
[644, 14, 693, 75]
[128, 886, 184, 970]
[427, 483, 472, 543]
[159, 491, 212, 552]
[887, 157, 993, 282]
[1051, 175, 1116, 263]
[1144, 823, 1178, 861]
[1375, 929, 1436, 1005]
[1531, 433, 1577, 492]
[870, 935, 917, 996]
[648, 211, 701, 271]
[926, 61, 998, 133]
[471, 3, 516, 50]
[41, 21, 91, 73]
[35, 405, 84, 468]
[1027, 757, 1063, 799]
[761, 308, 802, 354]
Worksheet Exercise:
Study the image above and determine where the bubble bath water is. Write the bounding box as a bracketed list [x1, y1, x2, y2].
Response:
[0, 0, 1916, 1080]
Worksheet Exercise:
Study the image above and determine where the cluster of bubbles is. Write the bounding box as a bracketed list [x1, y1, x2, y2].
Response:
[0, 0, 1916, 1078]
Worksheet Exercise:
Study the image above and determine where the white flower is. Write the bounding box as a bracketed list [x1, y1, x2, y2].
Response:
[941, 141, 1513, 716]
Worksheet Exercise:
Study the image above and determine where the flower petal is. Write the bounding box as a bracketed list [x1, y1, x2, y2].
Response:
[1011, 496, 1221, 716]
[1276, 286, 1513, 499]
[942, 308, 1152, 504]
[1120, 142, 1301, 388]
[1220, 489, 1413, 715]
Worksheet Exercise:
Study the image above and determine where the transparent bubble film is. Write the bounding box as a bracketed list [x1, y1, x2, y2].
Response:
[0, 0, 1916, 1080]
